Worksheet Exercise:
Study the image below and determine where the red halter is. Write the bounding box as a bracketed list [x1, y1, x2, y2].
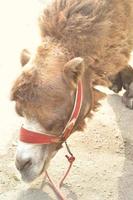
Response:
[20, 80, 83, 144]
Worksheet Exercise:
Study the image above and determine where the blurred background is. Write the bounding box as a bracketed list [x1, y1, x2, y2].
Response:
[0, 0, 49, 153]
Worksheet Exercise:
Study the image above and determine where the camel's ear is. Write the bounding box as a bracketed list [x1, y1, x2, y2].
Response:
[20, 49, 31, 66]
[64, 57, 84, 87]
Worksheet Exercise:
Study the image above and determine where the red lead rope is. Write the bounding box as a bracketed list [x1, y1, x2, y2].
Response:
[45, 150, 75, 200]
[59, 141, 75, 188]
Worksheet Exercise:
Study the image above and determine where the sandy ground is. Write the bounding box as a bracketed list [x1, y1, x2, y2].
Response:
[0, 1, 133, 200]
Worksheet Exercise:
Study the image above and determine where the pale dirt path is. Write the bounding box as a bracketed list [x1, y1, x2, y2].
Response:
[0, 1, 133, 200]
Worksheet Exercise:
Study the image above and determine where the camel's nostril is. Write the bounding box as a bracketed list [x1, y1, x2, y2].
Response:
[15, 157, 32, 171]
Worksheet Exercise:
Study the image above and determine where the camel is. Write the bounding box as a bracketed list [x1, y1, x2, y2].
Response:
[11, 0, 133, 182]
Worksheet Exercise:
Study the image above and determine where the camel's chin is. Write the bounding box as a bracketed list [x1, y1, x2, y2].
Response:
[20, 169, 42, 183]
[21, 174, 37, 183]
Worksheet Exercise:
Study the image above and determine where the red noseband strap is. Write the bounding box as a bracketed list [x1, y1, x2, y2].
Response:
[20, 127, 61, 144]
[20, 80, 83, 144]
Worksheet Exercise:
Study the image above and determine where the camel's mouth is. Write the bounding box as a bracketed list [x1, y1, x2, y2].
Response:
[15, 142, 50, 182]
[20, 159, 48, 183]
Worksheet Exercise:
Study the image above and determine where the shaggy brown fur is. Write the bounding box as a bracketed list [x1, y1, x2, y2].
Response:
[11, 0, 133, 133]
[39, 0, 133, 78]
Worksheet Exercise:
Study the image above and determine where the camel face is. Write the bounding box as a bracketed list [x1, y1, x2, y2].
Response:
[11, 42, 86, 181]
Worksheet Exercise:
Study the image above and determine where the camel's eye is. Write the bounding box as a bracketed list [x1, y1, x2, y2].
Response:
[45, 122, 54, 131]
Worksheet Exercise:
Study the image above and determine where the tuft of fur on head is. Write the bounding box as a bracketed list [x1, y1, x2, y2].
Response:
[11, 70, 39, 104]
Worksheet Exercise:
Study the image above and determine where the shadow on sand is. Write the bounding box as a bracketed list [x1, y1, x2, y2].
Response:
[108, 94, 133, 200]
[17, 188, 53, 200]
[16, 182, 78, 200]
